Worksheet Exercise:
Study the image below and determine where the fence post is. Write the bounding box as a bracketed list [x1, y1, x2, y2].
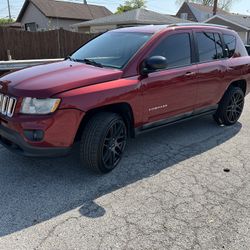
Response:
[7, 50, 12, 61]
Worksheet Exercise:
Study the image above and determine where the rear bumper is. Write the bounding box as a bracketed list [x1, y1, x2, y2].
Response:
[0, 124, 71, 157]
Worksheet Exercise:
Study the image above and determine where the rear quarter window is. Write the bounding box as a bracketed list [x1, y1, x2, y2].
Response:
[223, 34, 236, 58]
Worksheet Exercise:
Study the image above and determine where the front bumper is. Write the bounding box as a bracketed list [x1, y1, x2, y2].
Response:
[0, 109, 85, 157]
[0, 124, 71, 157]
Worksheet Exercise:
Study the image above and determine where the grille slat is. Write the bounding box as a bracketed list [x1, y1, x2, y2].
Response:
[0, 94, 17, 118]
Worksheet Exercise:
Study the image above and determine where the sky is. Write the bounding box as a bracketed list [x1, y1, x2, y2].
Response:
[0, 0, 249, 19]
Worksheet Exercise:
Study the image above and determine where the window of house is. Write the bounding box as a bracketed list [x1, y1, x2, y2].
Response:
[180, 13, 188, 20]
[25, 22, 37, 32]
[149, 33, 192, 69]
[196, 32, 217, 62]
[223, 34, 236, 58]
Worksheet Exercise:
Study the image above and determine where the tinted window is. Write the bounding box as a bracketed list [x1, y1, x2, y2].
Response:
[197, 32, 217, 62]
[71, 32, 151, 69]
[214, 33, 224, 59]
[149, 33, 191, 68]
[223, 34, 236, 58]
[246, 46, 250, 55]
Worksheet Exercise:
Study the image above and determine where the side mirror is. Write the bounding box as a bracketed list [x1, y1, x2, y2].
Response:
[140, 56, 167, 76]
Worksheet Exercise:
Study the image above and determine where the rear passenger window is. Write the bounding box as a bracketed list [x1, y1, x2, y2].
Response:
[196, 32, 217, 62]
[149, 33, 191, 69]
[214, 33, 224, 59]
[223, 34, 236, 58]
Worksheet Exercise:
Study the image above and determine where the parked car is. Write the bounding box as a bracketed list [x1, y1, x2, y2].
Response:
[245, 45, 250, 55]
[0, 24, 250, 173]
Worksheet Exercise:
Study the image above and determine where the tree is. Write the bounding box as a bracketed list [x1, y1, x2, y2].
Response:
[116, 0, 147, 14]
[0, 18, 14, 25]
[176, 0, 236, 11]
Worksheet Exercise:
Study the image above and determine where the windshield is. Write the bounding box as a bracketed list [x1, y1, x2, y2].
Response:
[70, 32, 152, 69]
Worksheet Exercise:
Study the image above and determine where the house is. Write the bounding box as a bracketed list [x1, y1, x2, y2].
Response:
[176, 1, 250, 44]
[205, 14, 250, 44]
[16, 0, 112, 31]
[72, 8, 192, 33]
[176, 1, 228, 22]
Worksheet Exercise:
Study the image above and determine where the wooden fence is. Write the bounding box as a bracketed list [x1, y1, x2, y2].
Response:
[0, 28, 96, 61]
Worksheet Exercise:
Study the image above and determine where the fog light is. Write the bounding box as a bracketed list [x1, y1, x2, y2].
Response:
[24, 130, 44, 142]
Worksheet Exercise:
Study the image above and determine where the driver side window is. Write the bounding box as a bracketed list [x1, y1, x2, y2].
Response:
[149, 33, 192, 69]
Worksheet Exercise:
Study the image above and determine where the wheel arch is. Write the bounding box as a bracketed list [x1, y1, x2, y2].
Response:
[228, 79, 247, 95]
[74, 102, 135, 143]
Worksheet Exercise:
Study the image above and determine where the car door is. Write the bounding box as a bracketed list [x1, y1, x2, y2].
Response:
[194, 30, 228, 109]
[141, 31, 198, 125]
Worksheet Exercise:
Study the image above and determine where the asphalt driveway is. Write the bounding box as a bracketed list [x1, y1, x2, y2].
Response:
[0, 97, 250, 250]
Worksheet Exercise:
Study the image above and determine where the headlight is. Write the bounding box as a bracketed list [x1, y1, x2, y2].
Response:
[20, 97, 61, 115]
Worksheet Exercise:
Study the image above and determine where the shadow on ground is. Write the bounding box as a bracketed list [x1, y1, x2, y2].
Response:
[0, 115, 242, 236]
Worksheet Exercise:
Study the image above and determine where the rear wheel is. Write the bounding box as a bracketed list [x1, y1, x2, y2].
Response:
[80, 112, 127, 174]
[213, 86, 245, 126]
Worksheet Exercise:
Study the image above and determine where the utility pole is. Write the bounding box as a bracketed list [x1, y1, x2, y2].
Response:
[213, 0, 218, 15]
[7, 0, 11, 20]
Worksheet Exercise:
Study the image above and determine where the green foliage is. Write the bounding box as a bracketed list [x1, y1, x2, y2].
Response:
[0, 18, 15, 25]
[116, 0, 147, 14]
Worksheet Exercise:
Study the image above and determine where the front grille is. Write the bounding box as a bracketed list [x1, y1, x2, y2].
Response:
[0, 94, 17, 117]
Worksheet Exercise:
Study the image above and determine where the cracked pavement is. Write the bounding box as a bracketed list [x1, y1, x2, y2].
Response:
[1, 97, 250, 250]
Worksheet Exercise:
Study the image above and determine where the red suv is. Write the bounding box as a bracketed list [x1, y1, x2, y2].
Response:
[0, 24, 249, 173]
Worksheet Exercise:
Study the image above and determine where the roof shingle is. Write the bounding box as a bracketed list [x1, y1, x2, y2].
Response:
[17, 0, 112, 22]
[188, 2, 228, 15]
[73, 8, 192, 27]
[219, 13, 250, 29]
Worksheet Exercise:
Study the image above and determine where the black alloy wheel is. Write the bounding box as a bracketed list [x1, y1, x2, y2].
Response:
[80, 112, 127, 173]
[225, 91, 244, 123]
[214, 86, 245, 126]
[102, 119, 127, 169]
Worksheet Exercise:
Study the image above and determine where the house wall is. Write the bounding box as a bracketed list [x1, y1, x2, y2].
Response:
[77, 24, 143, 34]
[77, 26, 91, 33]
[176, 2, 198, 22]
[21, 2, 49, 31]
[206, 17, 249, 44]
[21, 2, 84, 31]
[49, 18, 83, 31]
[188, 4, 212, 22]
[238, 31, 248, 44]
[77, 23, 163, 34]
[90, 25, 117, 33]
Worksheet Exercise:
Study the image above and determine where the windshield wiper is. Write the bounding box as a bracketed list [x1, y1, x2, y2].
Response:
[82, 58, 104, 68]
[66, 57, 104, 68]
[65, 56, 76, 62]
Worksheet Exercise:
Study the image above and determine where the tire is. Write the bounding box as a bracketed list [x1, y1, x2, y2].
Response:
[213, 86, 245, 126]
[80, 112, 127, 174]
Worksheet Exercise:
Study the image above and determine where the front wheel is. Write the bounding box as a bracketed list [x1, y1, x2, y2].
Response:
[80, 112, 127, 174]
[213, 86, 245, 126]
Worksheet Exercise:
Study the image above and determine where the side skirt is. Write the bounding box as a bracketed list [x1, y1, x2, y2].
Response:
[134, 105, 218, 136]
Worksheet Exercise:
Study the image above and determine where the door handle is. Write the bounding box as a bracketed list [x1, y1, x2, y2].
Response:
[185, 72, 196, 76]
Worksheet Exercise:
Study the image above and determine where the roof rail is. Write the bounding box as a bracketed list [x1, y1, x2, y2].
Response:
[168, 23, 228, 29]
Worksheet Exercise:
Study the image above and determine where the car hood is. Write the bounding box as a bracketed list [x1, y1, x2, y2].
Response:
[1, 60, 123, 98]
